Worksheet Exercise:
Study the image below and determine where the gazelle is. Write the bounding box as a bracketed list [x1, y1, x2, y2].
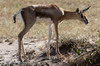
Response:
[13, 4, 90, 61]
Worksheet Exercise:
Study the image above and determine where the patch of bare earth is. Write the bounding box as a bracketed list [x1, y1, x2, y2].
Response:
[0, 38, 100, 66]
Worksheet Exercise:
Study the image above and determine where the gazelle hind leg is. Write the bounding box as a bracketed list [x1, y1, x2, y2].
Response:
[18, 37, 22, 61]
[21, 40, 28, 59]
[18, 22, 35, 61]
[18, 8, 36, 61]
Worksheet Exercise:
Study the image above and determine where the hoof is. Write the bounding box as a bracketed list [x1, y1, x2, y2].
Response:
[22, 55, 29, 61]
[57, 53, 64, 59]
[18, 58, 23, 62]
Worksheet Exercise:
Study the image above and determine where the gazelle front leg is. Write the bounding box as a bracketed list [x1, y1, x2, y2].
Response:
[54, 22, 62, 58]
[47, 22, 52, 59]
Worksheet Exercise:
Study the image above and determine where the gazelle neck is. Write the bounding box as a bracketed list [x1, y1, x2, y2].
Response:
[62, 11, 78, 20]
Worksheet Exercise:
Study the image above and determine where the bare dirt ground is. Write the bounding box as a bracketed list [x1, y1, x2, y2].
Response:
[0, 38, 100, 66]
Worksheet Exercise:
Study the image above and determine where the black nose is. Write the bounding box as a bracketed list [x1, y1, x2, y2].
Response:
[85, 19, 89, 24]
[85, 21, 88, 24]
[84, 21, 88, 25]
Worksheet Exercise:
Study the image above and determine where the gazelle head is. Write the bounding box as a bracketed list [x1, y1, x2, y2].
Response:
[76, 6, 90, 24]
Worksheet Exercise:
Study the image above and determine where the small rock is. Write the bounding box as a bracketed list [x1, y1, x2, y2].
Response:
[6, 50, 10, 52]
[24, 42, 29, 45]
[30, 40, 35, 43]
[0, 41, 3, 43]
[8, 42, 13, 45]
[5, 39, 10, 42]
[86, 48, 92, 52]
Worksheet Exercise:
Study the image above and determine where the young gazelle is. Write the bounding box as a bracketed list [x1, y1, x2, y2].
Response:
[13, 4, 90, 61]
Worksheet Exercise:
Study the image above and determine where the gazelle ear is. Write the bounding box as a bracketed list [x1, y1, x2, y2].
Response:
[76, 8, 80, 13]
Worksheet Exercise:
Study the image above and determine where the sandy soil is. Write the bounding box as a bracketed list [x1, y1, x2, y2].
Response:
[0, 38, 100, 66]
[0, 38, 62, 66]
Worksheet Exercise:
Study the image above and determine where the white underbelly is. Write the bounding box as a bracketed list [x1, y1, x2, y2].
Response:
[36, 17, 53, 24]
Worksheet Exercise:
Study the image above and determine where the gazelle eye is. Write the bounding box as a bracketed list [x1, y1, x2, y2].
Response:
[81, 14, 84, 18]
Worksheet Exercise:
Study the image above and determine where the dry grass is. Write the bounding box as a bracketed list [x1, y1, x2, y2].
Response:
[0, 0, 100, 40]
